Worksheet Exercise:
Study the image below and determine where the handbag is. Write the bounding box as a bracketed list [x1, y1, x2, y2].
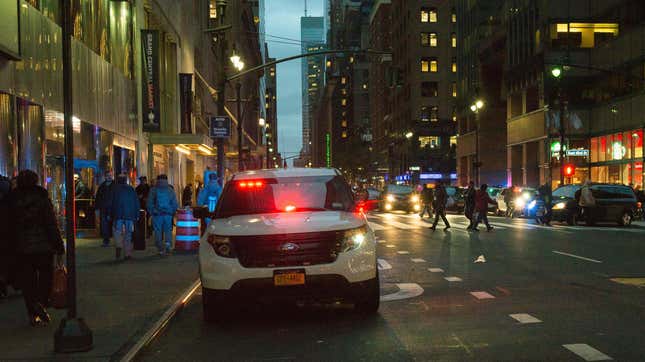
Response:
[50, 259, 67, 309]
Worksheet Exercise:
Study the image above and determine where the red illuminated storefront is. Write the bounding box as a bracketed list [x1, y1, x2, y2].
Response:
[589, 129, 643, 188]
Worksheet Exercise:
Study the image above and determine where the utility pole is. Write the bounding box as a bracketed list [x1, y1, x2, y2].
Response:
[215, 1, 228, 186]
[236, 82, 243, 171]
[55, 0, 93, 352]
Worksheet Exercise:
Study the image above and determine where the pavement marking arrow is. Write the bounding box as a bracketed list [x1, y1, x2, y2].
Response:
[563, 344, 613, 361]
[386, 244, 396, 248]
[377, 258, 392, 270]
[397, 250, 410, 255]
[509, 313, 542, 324]
[411, 258, 426, 263]
[428, 268, 444, 273]
[380, 283, 424, 302]
[444, 276, 463, 282]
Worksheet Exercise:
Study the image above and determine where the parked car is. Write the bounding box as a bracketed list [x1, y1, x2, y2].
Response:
[551, 183, 637, 226]
[445, 186, 465, 213]
[379, 184, 421, 213]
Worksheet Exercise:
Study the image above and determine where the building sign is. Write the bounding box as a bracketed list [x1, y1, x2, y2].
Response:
[409, 166, 421, 171]
[141, 30, 160, 132]
[325, 133, 331, 167]
[0, 0, 20, 59]
[209, 116, 231, 138]
[420, 173, 458, 180]
[566, 149, 589, 157]
[612, 142, 626, 160]
[179, 73, 193, 134]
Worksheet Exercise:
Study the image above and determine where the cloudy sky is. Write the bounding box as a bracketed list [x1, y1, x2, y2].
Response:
[265, 0, 324, 162]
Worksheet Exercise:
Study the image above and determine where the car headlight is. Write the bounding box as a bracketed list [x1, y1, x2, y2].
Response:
[553, 202, 566, 210]
[522, 192, 531, 201]
[386, 194, 395, 202]
[514, 198, 525, 208]
[410, 195, 420, 203]
[528, 200, 536, 209]
[341, 227, 368, 252]
[207, 235, 236, 258]
[413, 204, 421, 211]
[385, 203, 392, 210]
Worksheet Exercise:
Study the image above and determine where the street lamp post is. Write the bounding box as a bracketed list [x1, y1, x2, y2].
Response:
[470, 100, 484, 186]
[55, 0, 93, 352]
[229, 53, 244, 171]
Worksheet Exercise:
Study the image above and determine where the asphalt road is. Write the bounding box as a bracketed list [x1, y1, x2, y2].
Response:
[139, 212, 645, 361]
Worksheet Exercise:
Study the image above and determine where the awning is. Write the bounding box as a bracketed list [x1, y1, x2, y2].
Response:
[149, 133, 215, 156]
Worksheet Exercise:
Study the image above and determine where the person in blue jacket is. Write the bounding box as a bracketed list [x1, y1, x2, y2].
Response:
[197, 172, 222, 223]
[147, 175, 178, 256]
[110, 174, 140, 260]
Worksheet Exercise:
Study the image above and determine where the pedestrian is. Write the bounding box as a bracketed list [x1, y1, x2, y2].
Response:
[195, 181, 203, 202]
[471, 184, 495, 232]
[111, 174, 140, 260]
[537, 182, 553, 226]
[95, 171, 115, 247]
[74, 174, 90, 199]
[419, 183, 434, 219]
[7, 170, 65, 326]
[464, 181, 476, 228]
[147, 174, 178, 256]
[182, 183, 193, 207]
[429, 181, 451, 231]
[198, 173, 222, 225]
[0, 174, 11, 299]
[135, 176, 150, 210]
[578, 180, 596, 224]
[503, 186, 514, 217]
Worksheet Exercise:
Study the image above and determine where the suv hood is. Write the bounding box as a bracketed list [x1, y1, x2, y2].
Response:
[208, 211, 366, 236]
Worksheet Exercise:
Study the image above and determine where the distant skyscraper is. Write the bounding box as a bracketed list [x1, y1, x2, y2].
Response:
[300, 16, 325, 157]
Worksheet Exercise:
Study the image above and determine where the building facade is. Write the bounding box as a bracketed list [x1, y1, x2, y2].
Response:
[390, 0, 458, 184]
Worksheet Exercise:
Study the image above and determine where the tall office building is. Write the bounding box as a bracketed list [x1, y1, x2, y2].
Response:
[300, 16, 326, 160]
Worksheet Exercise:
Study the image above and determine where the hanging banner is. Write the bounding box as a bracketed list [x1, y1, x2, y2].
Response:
[141, 30, 160, 132]
[179, 73, 193, 134]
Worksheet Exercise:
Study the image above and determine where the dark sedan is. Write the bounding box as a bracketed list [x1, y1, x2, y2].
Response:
[551, 183, 637, 226]
[379, 184, 421, 213]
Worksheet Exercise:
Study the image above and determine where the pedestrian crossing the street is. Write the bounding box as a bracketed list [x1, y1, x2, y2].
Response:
[366, 212, 645, 234]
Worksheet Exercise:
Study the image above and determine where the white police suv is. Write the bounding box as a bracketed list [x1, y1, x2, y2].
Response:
[198, 168, 379, 322]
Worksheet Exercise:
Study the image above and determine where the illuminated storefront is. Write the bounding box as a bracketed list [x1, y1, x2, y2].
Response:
[589, 129, 643, 187]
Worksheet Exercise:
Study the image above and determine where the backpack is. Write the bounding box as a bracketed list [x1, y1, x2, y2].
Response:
[152, 187, 174, 215]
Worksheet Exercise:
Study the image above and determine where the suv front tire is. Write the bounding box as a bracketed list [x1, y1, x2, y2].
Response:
[354, 271, 380, 315]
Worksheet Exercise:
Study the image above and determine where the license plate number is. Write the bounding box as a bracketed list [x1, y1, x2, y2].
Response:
[274, 270, 305, 286]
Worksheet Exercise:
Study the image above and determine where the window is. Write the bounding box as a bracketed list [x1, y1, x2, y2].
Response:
[452, 106, 457, 122]
[451, 33, 457, 47]
[420, 107, 430, 122]
[341, 99, 347, 106]
[421, 32, 438, 47]
[451, 58, 457, 72]
[551, 23, 619, 48]
[341, 77, 347, 84]
[421, 58, 438, 72]
[421, 59, 429, 72]
[209, 0, 217, 19]
[341, 120, 347, 127]
[451, 10, 456, 23]
[450, 136, 457, 146]
[421, 82, 438, 97]
[452, 82, 457, 97]
[421, 8, 437, 23]
[342, 131, 348, 138]
[430, 106, 438, 122]
[419, 136, 440, 149]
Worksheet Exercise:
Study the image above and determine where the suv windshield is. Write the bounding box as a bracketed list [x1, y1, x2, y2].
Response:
[215, 175, 355, 218]
[553, 185, 581, 198]
[386, 185, 413, 194]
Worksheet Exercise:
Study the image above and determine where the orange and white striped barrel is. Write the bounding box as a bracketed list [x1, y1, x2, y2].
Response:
[175, 208, 200, 251]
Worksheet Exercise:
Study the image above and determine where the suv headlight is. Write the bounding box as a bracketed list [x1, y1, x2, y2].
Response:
[386, 194, 395, 202]
[207, 235, 236, 258]
[341, 226, 368, 252]
[410, 195, 420, 203]
[553, 202, 566, 210]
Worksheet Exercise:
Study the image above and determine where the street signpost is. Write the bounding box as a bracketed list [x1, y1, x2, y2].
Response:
[210, 116, 231, 138]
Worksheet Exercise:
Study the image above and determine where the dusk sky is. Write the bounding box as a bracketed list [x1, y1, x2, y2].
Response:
[266, 0, 325, 162]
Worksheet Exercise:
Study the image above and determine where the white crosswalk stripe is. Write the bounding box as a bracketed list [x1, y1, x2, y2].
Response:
[368, 221, 388, 231]
[373, 214, 421, 230]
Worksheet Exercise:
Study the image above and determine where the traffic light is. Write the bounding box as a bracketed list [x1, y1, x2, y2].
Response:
[563, 164, 575, 177]
[551, 66, 562, 78]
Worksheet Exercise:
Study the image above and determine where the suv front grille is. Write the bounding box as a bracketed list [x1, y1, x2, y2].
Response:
[231, 231, 344, 268]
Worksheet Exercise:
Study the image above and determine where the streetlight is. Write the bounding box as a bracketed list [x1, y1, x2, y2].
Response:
[231, 53, 244, 171]
[405, 131, 414, 139]
[258, 118, 266, 127]
[551, 66, 562, 78]
[470, 99, 485, 186]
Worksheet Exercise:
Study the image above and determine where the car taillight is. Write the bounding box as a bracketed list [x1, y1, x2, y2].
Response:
[238, 180, 264, 189]
[638, 202, 642, 208]
[207, 234, 236, 258]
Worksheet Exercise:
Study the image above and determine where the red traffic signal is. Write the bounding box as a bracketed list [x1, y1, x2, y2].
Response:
[564, 164, 575, 177]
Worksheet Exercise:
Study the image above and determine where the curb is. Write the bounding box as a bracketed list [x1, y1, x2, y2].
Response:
[117, 279, 201, 362]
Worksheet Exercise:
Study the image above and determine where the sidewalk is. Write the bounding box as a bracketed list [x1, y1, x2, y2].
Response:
[0, 237, 198, 361]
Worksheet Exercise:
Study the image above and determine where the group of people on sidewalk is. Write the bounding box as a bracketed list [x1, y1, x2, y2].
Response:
[419, 180, 496, 232]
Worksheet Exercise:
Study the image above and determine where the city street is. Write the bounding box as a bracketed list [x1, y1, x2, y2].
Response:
[140, 213, 645, 361]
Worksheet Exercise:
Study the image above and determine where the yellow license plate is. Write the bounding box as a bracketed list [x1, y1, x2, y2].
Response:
[274, 271, 305, 286]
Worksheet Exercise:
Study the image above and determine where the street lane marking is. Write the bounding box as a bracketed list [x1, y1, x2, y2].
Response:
[376, 239, 387, 243]
[610, 277, 645, 287]
[444, 276, 462, 282]
[470, 291, 495, 299]
[380, 283, 424, 302]
[411, 258, 426, 263]
[553, 250, 602, 263]
[374, 214, 421, 229]
[386, 244, 396, 248]
[563, 344, 612, 361]
[377, 259, 392, 270]
[397, 250, 410, 255]
[490, 222, 533, 230]
[509, 313, 542, 324]
[368, 221, 388, 231]
[428, 268, 444, 273]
